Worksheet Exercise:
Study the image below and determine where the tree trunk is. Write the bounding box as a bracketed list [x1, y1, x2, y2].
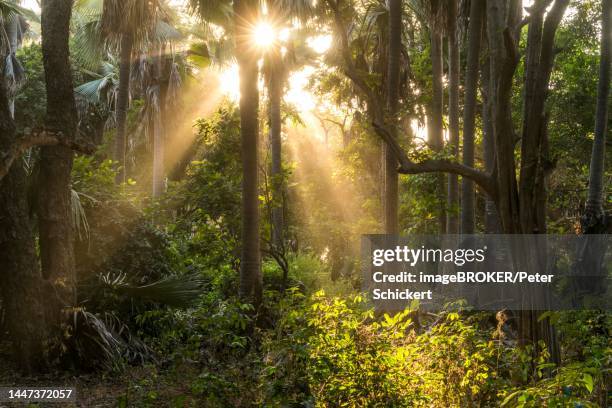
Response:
[0, 81, 49, 373]
[428, 5, 446, 234]
[384, 0, 402, 235]
[487, 0, 566, 364]
[446, 0, 460, 234]
[235, 0, 262, 306]
[519, 0, 569, 235]
[584, 0, 611, 231]
[152, 88, 164, 197]
[268, 51, 284, 247]
[114, 33, 133, 184]
[461, 0, 484, 235]
[481, 53, 501, 233]
[38, 0, 78, 318]
[152, 46, 165, 198]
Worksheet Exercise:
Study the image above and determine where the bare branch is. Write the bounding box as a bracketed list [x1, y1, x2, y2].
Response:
[372, 122, 495, 198]
[0, 129, 96, 182]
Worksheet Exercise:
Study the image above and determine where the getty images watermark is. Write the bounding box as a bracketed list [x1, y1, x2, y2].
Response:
[362, 234, 610, 312]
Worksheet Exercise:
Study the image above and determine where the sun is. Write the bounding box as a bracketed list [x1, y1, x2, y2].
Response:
[253, 22, 276, 48]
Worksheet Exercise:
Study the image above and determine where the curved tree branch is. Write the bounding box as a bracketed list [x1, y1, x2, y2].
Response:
[0, 129, 95, 182]
[372, 122, 495, 198]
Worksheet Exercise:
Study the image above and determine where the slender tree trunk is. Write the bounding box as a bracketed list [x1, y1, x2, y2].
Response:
[38, 0, 78, 319]
[268, 51, 284, 247]
[152, 89, 164, 197]
[428, 5, 446, 234]
[384, 0, 402, 235]
[235, 0, 262, 306]
[461, 0, 484, 235]
[481, 53, 501, 233]
[152, 46, 165, 198]
[114, 33, 133, 183]
[447, 0, 460, 234]
[0, 81, 49, 373]
[584, 0, 611, 230]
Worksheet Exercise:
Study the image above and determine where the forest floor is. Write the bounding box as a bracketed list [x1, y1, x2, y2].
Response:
[0, 350, 202, 407]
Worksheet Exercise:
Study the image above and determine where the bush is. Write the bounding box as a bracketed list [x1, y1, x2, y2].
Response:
[259, 291, 606, 407]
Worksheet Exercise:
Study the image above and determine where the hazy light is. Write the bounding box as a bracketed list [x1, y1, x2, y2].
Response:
[307, 35, 332, 54]
[21, 0, 40, 12]
[279, 28, 291, 42]
[286, 67, 317, 113]
[219, 64, 240, 102]
[253, 22, 276, 48]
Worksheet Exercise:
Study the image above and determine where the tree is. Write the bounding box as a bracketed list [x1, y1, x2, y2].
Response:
[383, 0, 402, 235]
[327, 0, 569, 351]
[188, 0, 263, 305]
[0, 3, 48, 373]
[481, 51, 500, 233]
[0, 83, 48, 373]
[427, 0, 446, 234]
[266, 49, 285, 247]
[573, 0, 611, 304]
[100, 0, 159, 183]
[583, 0, 611, 232]
[37, 0, 79, 317]
[446, 0, 459, 234]
[236, 0, 262, 305]
[264, 0, 314, 249]
[460, 0, 484, 235]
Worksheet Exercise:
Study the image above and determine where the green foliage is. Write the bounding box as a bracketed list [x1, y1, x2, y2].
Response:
[257, 292, 607, 407]
[14, 43, 46, 130]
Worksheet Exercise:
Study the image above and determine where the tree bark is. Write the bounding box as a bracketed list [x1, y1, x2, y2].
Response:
[481, 53, 501, 233]
[268, 50, 284, 247]
[114, 33, 133, 183]
[384, 0, 402, 235]
[0, 81, 49, 373]
[584, 0, 611, 230]
[487, 0, 567, 364]
[152, 87, 164, 197]
[38, 0, 78, 316]
[235, 0, 262, 306]
[461, 0, 484, 235]
[446, 0, 460, 234]
[152, 46, 165, 198]
[428, 1, 446, 234]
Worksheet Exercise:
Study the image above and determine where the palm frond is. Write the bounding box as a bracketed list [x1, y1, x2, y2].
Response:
[154, 19, 182, 42]
[188, 0, 233, 26]
[270, 0, 315, 22]
[72, 19, 107, 70]
[71, 189, 91, 241]
[101, 273, 205, 308]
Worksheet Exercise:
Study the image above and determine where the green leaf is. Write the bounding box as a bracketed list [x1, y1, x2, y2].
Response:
[583, 373, 593, 393]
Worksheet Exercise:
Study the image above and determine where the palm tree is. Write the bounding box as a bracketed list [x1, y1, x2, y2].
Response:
[264, 1, 314, 249]
[100, 0, 160, 183]
[236, 0, 262, 304]
[74, 1, 182, 196]
[189, 0, 263, 304]
[574, 0, 611, 301]
[460, 0, 484, 235]
[583, 0, 611, 231]
[265, 49, 284, 248]
[0, 1, 30, 117]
